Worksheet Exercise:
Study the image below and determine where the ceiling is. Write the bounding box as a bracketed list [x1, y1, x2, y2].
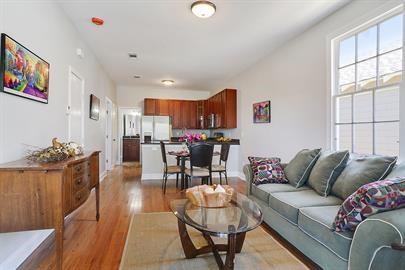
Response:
[60, 0, 350, 91]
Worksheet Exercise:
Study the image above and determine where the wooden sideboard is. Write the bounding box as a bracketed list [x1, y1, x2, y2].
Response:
[0, 151, 101, 270]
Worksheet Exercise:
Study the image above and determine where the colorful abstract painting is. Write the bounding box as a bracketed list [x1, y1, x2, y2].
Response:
[253, 101, 271, 123]
[1, 34, 50, 103]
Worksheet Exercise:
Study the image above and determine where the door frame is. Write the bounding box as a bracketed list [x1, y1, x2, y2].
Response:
[105, 97, 113, 171]
[67, 66, 85, 147]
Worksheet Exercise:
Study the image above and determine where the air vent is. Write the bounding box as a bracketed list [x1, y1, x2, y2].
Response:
[128, 53, 138, 58]
[133, 75, 141, 79]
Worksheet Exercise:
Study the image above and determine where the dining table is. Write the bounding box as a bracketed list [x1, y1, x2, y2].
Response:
[168, 150, 220, 190]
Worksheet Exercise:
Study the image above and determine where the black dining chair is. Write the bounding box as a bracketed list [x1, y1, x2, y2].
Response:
[160, 141, 181, 193]
[212, 143, 230, 185]
[185, 143, 214, 186]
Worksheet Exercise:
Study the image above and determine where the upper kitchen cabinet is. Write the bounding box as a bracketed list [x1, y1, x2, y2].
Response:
[156, 99, 169, 116]
[144, 98, 156, 115]
[221, 89, 237, 129]
[143, 89, 237, 129]
[169, 100, 182, 129]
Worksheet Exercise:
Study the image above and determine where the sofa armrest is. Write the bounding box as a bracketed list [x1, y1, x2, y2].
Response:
[243, 164, 253, 195]
[349, 208, 405, 270]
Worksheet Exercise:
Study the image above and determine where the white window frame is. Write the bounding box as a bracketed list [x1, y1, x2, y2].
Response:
[330, 5, 405, 157]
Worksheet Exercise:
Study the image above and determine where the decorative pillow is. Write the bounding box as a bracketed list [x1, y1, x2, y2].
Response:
[333, 177, 405, 232]
[307, 150, 350, 197]
[284, 149, 321, 188]
[248, 157, 287, 186]
[331, 155, 397, 200]
[248, 156, 281, 164]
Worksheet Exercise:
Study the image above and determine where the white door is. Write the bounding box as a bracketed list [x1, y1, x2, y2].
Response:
[105, 98, 113, 170]
[68, 68, 84, 146]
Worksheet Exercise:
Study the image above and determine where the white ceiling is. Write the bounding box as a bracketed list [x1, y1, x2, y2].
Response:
[60, 0, 350, 91]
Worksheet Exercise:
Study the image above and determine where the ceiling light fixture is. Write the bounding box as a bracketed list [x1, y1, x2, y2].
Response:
[161, 80, 174, 86]
[191, 1, 216, 19]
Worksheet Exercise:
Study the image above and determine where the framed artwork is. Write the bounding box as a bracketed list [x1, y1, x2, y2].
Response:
[90, 94, 100, 120]
[253, 100, 271, 123]
[1, 34, 50, 104]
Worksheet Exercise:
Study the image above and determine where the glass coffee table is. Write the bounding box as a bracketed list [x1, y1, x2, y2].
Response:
[170, 192, 263, 270]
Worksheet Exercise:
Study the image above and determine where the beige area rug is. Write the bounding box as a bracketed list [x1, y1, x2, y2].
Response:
[120, 212, 308, 270]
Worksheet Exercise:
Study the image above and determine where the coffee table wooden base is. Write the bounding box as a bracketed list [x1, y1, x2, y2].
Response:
[177, 219, 246, 270]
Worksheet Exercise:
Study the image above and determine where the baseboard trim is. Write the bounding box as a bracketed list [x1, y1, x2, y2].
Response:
[141, 171, 243, 181]
[100, 171, 107, 182]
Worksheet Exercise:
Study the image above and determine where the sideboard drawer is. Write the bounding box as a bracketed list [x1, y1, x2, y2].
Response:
[73, 174, 89, 192]
[74, 187, 90, 208]
[73, 162, 86, 178]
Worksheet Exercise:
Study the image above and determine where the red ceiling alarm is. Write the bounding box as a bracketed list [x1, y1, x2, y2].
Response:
[91, 17, 104, 26]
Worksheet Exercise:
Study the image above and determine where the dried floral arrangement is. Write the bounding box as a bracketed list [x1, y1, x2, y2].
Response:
[27, 138, 83, 163]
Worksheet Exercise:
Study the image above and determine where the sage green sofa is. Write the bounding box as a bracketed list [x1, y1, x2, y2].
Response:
[243, 162, 405, 270]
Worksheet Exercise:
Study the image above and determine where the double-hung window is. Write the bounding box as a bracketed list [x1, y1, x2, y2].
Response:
[333, 12, 403, 156]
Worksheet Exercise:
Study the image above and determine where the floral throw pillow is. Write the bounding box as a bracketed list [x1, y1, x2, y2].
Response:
[248, 156, 288, 186]
[333, 177, 405, 232]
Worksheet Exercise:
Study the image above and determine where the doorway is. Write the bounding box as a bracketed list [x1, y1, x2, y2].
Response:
[68, 67, 84, 146]
[105, 97, 113, 171]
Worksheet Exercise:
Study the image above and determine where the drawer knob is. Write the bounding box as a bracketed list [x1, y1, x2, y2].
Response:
[76, 178, 82, 184]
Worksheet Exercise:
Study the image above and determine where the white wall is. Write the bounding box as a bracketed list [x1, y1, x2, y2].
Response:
[117, 85, 210, 109]
[218, 0, 403, 170]
[0, 1, 117, 268]
[0, 1, 118, 173]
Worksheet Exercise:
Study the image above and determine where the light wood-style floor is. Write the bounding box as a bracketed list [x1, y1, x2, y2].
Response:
[21, 163, 318, 270]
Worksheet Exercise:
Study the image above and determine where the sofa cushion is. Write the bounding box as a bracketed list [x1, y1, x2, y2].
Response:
[307, 150, 350, 197]
[387, 162, 405, 178]
[333, 177, 405, 232]
[298, 206, 353, 261]
[251, 183, 310, 203]
[248, 157, 288, 186]
[331, 155, 397, 200]
[269, 189, 343, 224]
[284, 149, 321, 188]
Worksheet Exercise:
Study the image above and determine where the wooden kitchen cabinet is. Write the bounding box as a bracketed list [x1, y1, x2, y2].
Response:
[169, 100, 182, 129]
[181, 101, 197, 129]
[156, 99, 169, 116]
[144, 98, 157, 115]
[143, 88, 236, 129]
[123, 138, 140, 162]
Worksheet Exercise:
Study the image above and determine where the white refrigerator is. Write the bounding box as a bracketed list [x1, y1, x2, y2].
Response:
[141, 116, 171, 141]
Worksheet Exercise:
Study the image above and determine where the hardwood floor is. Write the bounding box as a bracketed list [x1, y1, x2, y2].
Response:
[21, 163, 318, 270]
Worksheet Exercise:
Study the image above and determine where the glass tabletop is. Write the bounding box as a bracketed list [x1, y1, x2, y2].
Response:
[170, 192, 263, 236]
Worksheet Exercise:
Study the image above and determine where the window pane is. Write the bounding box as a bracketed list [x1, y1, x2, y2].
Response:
[339, 65, 355, 92]
[357, 26, 377, 61]
[353, 92, 373, 122]
[375, 87, 399, 121]
[379, 49, 402, 86]
[339, 36, 356, 67]
[375, 122, 399, 156]
[336, 124, 352, 151]
[353, 123, 373, 154]
[336, 95, 352, 123]
[379, 14, 403, 54]
[357, 58, 377, 90]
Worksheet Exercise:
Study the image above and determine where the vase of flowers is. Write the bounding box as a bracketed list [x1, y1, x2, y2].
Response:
[179, 132, 202, 147]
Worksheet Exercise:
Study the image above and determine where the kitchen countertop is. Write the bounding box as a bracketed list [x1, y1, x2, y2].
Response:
[141, 139, 240, 145]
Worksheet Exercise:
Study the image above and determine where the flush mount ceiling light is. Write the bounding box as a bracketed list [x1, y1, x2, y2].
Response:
[161, 79, 174, 86]
[191, 1, 216, 18]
